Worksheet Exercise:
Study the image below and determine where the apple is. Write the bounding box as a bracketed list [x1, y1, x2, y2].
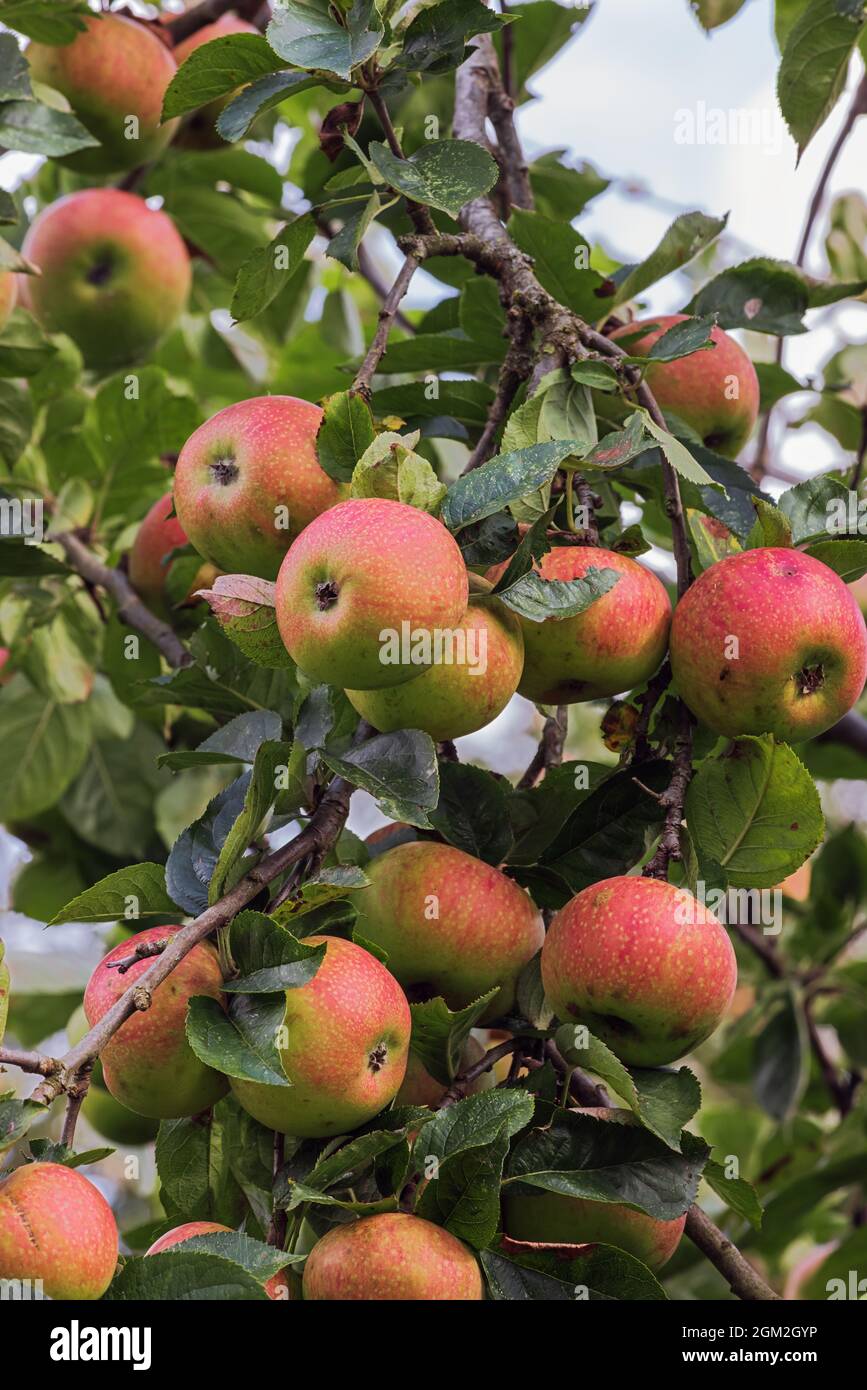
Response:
[0, 1162, 118, 1300]
[487, 545, 671, 704]
[611, 313, 760, 457]
[783, 1242, 838, 1300]
[541, 875, 737, 1066]
[21, 189, 191, 370]
[669, 547, 867, 741]
[146, 1222, 294, 1299]
[302, 1212, 484, 1300]
[395, 1034, 492, 1107]
[230, 934, 411, 1138]
[276, 497, 470, 689]
[173, 15, 259, 147]
[129, 492, 219, 613]
[346, 575, 524, 739]
[66, 1004, 158, 1145]
[0, 272, 16, 332]
[502, 1108, 686, 1269]
[352, 841, 545, 1021]
[84, 926, 228, 1119]
[27, 13, 178, 174]
[173, 395, 347, 580]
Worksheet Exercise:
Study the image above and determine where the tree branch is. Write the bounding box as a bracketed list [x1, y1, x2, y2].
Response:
[463, 314, 535, 471]
[0, 1046, 59, 1077]
[54, 531, 191, 670]
[684, 1204, 781, 1301]
[517, 706, 568, 789]
[351, 253, 419, 396]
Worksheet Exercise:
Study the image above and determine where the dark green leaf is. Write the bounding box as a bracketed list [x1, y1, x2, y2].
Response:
[319, 729, 439, 828]
[163, 32, 285, 119]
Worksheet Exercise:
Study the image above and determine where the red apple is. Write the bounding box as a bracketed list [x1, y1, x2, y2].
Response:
[670, 547, 867, 740]
[146, 1222, 294, 1299]
[611, 313, 760, 457]
[229, 934, 411, 1137]
[21, 189, 191, 370]
[0, 271, 16, 332]
[346, 576, 524, 739]
[541, 876, 737, 1066]
[353, 840, 545, 1020]
[173, 395, 347, 580]
[27, 13, 178, 174]
[275, 497, 470, 689]
[84, 926, 228, 1119]
[302, 1212, 483, 1300]
[0, 1162, 118, 1300]
[129, 492, 218, 612]
[488, 545, 671, 704]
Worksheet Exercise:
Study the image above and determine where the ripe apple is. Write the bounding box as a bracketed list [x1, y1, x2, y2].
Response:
[66, 1004, 158, 1145]
[302, 1212, 483, 1300]
[395, 1034, 492, 1107]
[541, 876, 737, 1066]
[346, 576, 524, 739]
[487, 545, 671, 704]
[27, 13, 178, 174]
[669, 547, 867, 741]
[173, 15, 259, 147]
[129, 492, 219, 613]
[84, 926, 228, 1119]
[0, 1162, 118, 1300]
[502, 1108, 686, 1268]
[0, 271, 16, 332]
[146, 1222, 294, 1299]
[611, 313, 760, 457]
[275, 497, 470, 689]
[230, 934, 411, 1137]
[21, 189, 191, 370]
[173, 396, 346, 580]
[353, 841, 545, 1020]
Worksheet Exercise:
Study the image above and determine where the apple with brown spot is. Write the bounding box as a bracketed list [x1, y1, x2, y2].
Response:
[0, 1162, 118, 1300]
[230, 935, 410, 1137]
[670, 547, 867, 741]
[541, 876, 737, 1066]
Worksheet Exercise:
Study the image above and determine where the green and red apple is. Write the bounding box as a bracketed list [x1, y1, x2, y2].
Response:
[0, 1162, 118, 1300]
[129, 492, 219, 614]
[302, 1212, 483, 1300]
[146, 1222, 295, 1299]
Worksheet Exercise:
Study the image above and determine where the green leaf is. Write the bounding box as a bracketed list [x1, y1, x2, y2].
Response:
[46, 862, 180, 927]
[158, 711, 284, 771]
[369, 139, 498, 218]
[686, 736, 824, 889]
[186, 995, 289, 1086]
[642, 411, 717, 487]
[0, 310, 54, 376]
[319, 729, 439, 829]
[416, 1127, 510, 1248]
[777, 473, 851, 542]
[689, 0, 750, 29]
[505, 1108, 708, 1220]
[0, 1096, 47, 1153]
[300, 1128, 412, 1194]
[0, 97, 99, 156]
[197, 575, 293, 671]
[753, 985, 809, 1121]
[209, 740, 293, 903]
[612, 211, 728, 306]
[225, 910, 324, 993]
[326, 192, 381, 272]
[509, 208, 605, 319]
[267, 0, 383, 80]
[640, 314, 717, 363]
[583, 414, 650, 471]
[106, 1252, 269, 1302]
[372, 379, 494, 428]
[0, 0, 90, 43]
[163, 32, 285, 120]
[429, 761, 514, 865]
[59, 724, 167, 860]
[481, 1243, 667, 1301]
[409, 991, 499, 1088]
[230, 214, 315, 323]
[689, 256, 867, 333]
[0, 690, 91, 820]
[417, 1090, 535, 1165]
[555, 1025, 701, 1152]
[494, 2, 592, 104]
[803, 536, 867, 580]
[703, 1158, 763, 1229]
[398, 0, 507, 73]
[498, 564, 620, 623]
[777, 0, 867, 159]
[442, 440, 578, 531]
[0, 33, 30, 101]
[217, 69, 315, 143]
[316, 389, 376, 483]
[350, 429, 446, 513]
[529, 152, 609, 222]
[272, 864, 369, 924]
[152, 1229, 295, 1282]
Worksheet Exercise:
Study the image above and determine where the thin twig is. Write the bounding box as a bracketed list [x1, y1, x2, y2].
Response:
[352, 254, 419, 396]
[517, 707, 568, 790]
[684, 1205, 781, 1301]
[60, 1063, 93, 1149]
[0, 1047, 60, 1077]
[463, 316, 535, 471]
